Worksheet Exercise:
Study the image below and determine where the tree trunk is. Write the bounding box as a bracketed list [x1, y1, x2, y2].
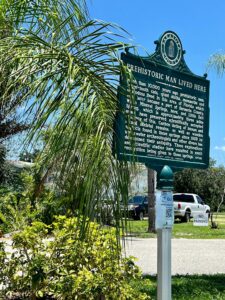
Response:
[147, 168, 156, 233]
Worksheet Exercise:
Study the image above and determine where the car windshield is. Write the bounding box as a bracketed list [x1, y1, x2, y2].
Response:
[173, 194, 194, 203]
[128, 196, 144, 204]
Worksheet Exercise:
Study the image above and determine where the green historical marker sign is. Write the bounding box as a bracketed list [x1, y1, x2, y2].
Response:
[114, 31, 210, 170]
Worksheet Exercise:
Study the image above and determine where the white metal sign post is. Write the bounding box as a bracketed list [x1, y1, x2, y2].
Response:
[157, 228, 172, 300]
[155, 167, 174, 300]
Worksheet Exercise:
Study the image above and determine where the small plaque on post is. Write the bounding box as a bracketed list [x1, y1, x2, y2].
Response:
[155, 191, 174, 229]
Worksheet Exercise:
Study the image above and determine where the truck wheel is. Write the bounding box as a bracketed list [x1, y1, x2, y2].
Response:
[206, 211, 210, 219]
[183, 211, 191, 222]
[139, 211, 144, 221]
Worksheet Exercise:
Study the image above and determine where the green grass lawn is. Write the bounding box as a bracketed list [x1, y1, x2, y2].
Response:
[125, 213, 225, 239]
[126, 214, 225, 299]
[131, 274, 225, 299]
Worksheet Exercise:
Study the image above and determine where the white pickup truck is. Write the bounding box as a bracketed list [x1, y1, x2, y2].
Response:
[173, 193, 210, 222]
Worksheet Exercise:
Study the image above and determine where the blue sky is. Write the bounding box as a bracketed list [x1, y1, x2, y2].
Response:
[90, 0, 225, 166]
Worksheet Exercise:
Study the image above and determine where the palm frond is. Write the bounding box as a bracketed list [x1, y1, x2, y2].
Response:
[0, 0, 136, 238]
[207, 53, 225, 76]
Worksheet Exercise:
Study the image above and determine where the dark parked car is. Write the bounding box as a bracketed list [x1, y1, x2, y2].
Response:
[127, 195, 149, 220]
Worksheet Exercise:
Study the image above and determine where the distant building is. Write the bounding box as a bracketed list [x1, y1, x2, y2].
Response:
[8, 160, 34, 170]
[130, 165, 147, 195]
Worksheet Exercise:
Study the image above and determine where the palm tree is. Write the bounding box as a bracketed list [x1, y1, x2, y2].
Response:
[0, 0, 134, 235]
[208, 53, 225, 75]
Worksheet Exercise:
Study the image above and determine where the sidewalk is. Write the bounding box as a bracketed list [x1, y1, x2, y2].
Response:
[124, 238, 225, 275]
[2, 236, 225, 275]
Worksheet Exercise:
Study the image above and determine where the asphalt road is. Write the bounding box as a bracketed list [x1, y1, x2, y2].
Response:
[124, 238, 225, 275]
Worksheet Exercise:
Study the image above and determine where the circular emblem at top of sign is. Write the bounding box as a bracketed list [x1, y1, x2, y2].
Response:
[160, 31, 183, 67]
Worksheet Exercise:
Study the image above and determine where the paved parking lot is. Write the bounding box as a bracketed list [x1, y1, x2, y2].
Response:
[124, 238, 225, 275]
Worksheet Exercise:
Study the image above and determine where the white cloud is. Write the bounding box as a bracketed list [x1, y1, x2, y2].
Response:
[215, 146, 225, 151]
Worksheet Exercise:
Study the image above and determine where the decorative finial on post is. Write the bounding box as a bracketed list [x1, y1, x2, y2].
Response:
[157, 165, 174, 191]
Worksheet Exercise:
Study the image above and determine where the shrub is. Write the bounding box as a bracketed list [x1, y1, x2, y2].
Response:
[0, 216, 150, 299]
[0, 190, 32, 233]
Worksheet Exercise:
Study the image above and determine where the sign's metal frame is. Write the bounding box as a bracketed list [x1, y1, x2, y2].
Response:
[114, 31, 210, 171]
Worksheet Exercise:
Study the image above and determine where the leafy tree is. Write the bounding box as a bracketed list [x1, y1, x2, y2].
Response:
[174, 160, 225, 211]
[206, 49, 225, 213]
[0, 11, 30, 187]
[208, 52, 225, 75]
[0, 12, 29, 138]
[19, 149, 40, 163]
[0, 145, 8, 184]
[0, 145, 16, 186]
[0, 0, 134, 235]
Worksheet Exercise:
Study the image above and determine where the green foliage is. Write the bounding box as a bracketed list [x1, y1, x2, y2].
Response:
[208, 52, 225, 76]
[0, 0, 135, 239]
[131, 274, 225, 300]
[0, 188, 33, 233]
[0, 216, 150, 299]
[0, 167, 61, 233]
[174, 160, 225, 211]
[0, 9, 29, 144]
[126, 215, 225, 239]
[0, 145, 16, 186]
[0, 153, 34, 191]
[19, 149, 40, 163]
